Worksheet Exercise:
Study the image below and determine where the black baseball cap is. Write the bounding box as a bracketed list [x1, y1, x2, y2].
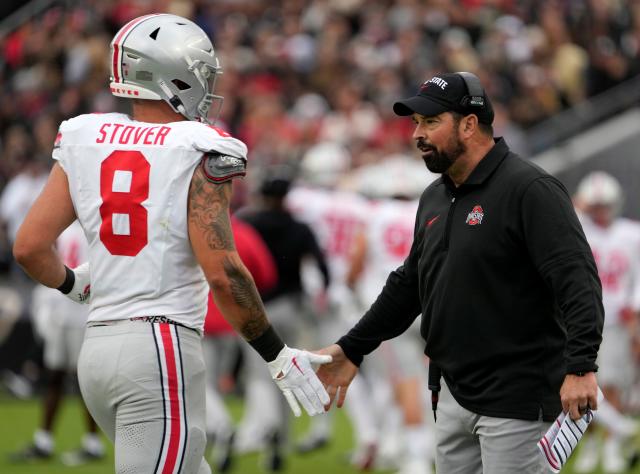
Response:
[260, 165, 295, 198]
[393, 72, 494, 124]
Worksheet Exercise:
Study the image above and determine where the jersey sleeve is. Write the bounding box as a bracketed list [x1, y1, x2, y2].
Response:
[51, 114, 96, 167]
[192, 124, 248, 160]
[51, 120, 69, 165]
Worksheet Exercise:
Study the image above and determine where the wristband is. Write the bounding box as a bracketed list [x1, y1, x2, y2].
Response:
[56, 266, 75, 295]
[248, 325, 285, 362]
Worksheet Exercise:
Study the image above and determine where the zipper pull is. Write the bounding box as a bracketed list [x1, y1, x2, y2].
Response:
[451, 197, 456, 203]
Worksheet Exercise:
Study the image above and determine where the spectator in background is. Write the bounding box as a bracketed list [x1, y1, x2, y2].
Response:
[1, 0, 640, 189]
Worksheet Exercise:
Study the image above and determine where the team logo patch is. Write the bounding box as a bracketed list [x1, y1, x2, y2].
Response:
[466, 205, 484, 225]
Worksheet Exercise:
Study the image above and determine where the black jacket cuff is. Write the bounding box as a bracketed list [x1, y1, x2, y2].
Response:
[566, 362, 598, 375]
[336, 337, 364, 367]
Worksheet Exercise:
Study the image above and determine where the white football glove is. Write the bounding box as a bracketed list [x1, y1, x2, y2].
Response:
[267, 346, 332, 417]
[65, 262, 91, 304]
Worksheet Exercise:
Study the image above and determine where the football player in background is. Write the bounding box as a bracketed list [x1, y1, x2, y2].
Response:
[573, 171, 640, 473]
[235, 167, 330, 471]
[202, 213, 277, 472]
[10, 221, 105, 466]
[0, 155, 49, 398]
[286, 143, 379, 469]
[347, 157, 436, 474]
[12, 14, 330, 474]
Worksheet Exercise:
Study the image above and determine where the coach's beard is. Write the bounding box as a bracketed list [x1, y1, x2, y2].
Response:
[417, 135, 466, 174]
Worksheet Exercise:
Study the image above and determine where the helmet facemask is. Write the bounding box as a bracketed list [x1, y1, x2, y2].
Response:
[187, 57, 224, 123]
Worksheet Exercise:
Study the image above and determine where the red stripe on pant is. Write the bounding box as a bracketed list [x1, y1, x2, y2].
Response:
[159, 323, 182, 474]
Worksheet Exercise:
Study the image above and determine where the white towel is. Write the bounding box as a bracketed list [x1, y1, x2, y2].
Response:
[537, 389, 604, 473]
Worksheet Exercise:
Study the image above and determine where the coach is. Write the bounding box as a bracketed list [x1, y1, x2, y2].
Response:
[316, 72, 604, 473]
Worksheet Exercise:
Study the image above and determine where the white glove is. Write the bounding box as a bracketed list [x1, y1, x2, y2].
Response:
[267, 345, 332, 417]
[64, 262, 91, 304]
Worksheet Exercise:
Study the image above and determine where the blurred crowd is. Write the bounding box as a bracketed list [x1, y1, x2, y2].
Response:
[1, 0, 640, 264]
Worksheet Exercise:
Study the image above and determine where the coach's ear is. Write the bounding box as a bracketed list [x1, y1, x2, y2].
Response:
[460, 114, 478, 138]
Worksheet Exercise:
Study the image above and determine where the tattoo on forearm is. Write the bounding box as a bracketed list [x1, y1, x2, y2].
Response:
[188, 166, 235, 251]
[222, 256, 269, 339]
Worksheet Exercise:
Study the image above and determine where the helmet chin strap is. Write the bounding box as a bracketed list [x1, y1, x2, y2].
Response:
[157, 80, 188, 118]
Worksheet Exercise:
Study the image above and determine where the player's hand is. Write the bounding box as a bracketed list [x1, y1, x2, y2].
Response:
[65, 262, 91, 304]
[315, 344, 359, 410]
[267, 346, 332, 417]
[560, 372, 598, 420]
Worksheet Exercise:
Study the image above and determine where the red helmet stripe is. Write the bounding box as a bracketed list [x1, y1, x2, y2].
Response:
[111, 14, 159, 84]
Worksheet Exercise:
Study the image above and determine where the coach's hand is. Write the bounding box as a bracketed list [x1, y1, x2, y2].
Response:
[315, 344, 358, 410]
[267, 346, 332, 417]
[59, 262, 91, 304]
[560, 371, 598, 420]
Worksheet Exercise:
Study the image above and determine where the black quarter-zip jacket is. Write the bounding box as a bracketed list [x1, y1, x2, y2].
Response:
[337, 138, 604, 421]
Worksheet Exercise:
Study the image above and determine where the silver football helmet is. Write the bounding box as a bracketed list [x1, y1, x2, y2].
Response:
[575, 171, 624, 212]
[109, 14, 223, 123]
[300, 142, 351, 188]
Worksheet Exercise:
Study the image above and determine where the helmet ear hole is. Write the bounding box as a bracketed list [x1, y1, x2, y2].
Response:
[172, 79, 191, 91]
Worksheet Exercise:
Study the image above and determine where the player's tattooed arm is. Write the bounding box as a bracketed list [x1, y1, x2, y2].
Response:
[188, 164, 235, 251]
[223, 256, 270, 339]
[188, 164, 270, 341]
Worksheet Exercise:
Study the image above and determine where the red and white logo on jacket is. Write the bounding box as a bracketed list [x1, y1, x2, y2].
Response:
[466, 205, 484, 225]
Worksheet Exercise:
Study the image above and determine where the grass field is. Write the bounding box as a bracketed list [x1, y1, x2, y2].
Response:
[0, 395, 638, 474]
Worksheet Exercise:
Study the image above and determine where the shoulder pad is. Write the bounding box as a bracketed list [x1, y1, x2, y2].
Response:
[201, 152, 246, 183]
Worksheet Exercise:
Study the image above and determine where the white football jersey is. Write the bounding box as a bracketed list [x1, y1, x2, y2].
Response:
[53, 113, 247, 329]
[32, 221, 90, 331]
[0, 170, 47, 243]
[357, 199, 419, 305]
[286, 186, 369, 297]
[580, 214, 640, 326]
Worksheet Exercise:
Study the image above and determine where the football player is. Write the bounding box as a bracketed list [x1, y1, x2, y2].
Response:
[13, 14, 330, 474]
[10, 222, 104, 465]
[286, 143, 378, 467]
[573, 171, 640, 473]
[347, 157, 436, 474]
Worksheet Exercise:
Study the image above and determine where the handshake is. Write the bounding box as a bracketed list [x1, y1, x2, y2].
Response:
[267, 346, 332, 417]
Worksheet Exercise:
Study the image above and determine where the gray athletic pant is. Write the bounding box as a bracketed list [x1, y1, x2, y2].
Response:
[436, 381, 550, 474]
[78, 320, 210, 474]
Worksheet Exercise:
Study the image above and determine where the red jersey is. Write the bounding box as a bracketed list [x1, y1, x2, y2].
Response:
[204, 216, 277, 335]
